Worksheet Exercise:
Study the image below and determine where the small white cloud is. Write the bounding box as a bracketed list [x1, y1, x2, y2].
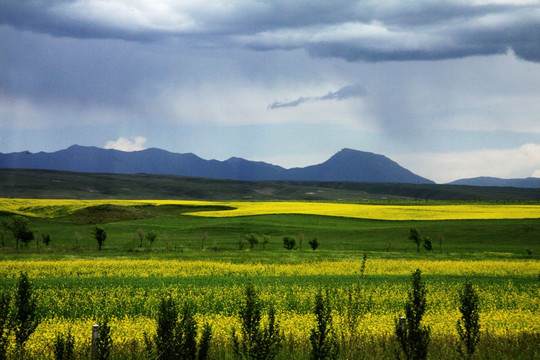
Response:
[532, 170, 540, 178]
[104, 136, 147, 151]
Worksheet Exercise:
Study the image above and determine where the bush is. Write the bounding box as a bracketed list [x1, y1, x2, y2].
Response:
[283, 237, 296, 250]
[395, 269, 430, 360]
[309, 238, 320, 250]
[457, 280, 481, 359]
[309, 291, 338, 360]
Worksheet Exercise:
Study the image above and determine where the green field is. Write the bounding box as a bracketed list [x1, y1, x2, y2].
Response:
[0, 194, 539, 359]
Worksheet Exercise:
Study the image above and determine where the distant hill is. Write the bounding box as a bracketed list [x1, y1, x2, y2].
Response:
[0, 145, 434, 184]
[449, 177, 540, 188]
[2, 168, 540, 201]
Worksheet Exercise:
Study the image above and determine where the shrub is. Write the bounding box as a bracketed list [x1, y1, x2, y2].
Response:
[309, 238, 320, 250]
[395, 269, 430, 360]
[283, 237, 296, 250]
[309, 291, 338, 360]
[457, 280, 481, 359]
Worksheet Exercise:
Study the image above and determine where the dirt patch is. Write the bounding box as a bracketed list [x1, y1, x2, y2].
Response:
[58, 205, 155, 224]
[254, 187, 276, 195]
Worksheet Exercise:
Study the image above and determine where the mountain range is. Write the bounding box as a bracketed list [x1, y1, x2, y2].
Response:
[0, 145, 433, 184]
[0, 145, 538, 187]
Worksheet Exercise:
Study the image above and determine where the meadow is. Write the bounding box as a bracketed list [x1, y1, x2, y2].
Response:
[0, 198, 539, 359]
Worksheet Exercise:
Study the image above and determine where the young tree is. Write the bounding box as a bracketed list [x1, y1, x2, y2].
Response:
[155, 296, 179, 360]
[154, 296, 212, 360]
[395, 269, 430, 360]
[309, 291, 338, 360]
[261, 235, 269, 251]
[409, 228, 421, 253]
[0, 291, 10, 360]
[245, 233, 259, 250]
[92, 226, 107, 251]
[457, 280, 481, 359]
[13, 273, 39, 351]
[233, 283, 282, 360]
[54, 331, 75, 360]
[146, 230, 157, 248]
[283, 237, 296, 250]
[95, 319, 112, 360]
[423, 237, 432, 252]
[309, 238, 320, 250]
[42, 233, 51, 246]
[3, 216, 34, 249]
[136, 229, 144, 247]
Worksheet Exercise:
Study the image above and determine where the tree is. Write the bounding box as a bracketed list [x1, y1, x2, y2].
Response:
[154, 296, 212, 360]
[54, 331, 75, 360]
[0, 291, 10, 360]
[261, 235, 269, 251]
[309, 291, 338, 360]
[409, 228, 421, 253]
[136, 229, 144, 248]
[309, 238, 320, 250]
[233, 283, 282, 359]
[155, 296, 179, 360]
[423, 237, 432, 252]
[245, 233, 259, 250]
[3, 216, 34, 249]
[13, 273, 39, 351]
[283, 237, 296, 250]
[42, 233, 51, 246]
[95, 319, 112, 360]
[146, 230, 157, 247]
[395, 269, 430, 360]
[92, 226, 107, 251]
[457, 280, 481, 359]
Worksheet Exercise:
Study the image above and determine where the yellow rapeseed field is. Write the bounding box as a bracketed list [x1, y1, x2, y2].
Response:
[1, 198, 540, 220]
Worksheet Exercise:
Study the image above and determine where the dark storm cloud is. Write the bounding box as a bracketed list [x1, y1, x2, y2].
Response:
[268, 83, 366, 109]
[1, 1, 539, 63]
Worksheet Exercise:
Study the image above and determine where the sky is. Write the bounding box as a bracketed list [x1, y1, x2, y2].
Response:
[1, 0, 540, 183]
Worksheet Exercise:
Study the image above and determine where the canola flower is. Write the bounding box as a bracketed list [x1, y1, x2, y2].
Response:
[1, 198, 540, 220]
[1, 259, 538, 279]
